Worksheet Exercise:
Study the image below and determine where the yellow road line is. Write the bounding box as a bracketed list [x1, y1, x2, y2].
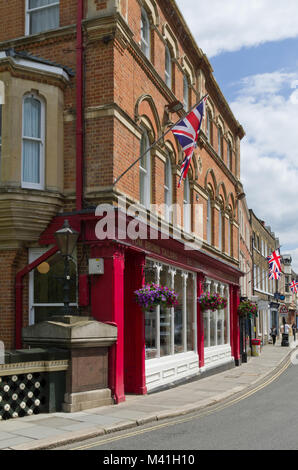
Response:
[71, 359, 291, 450]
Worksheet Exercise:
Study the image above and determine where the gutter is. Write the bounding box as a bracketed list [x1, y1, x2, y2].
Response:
[76, 0, 84, 211]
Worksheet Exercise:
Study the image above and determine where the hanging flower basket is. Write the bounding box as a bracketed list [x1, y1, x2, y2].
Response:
[135, 283, 178, 311]
[198, 292, 227, 311]
[238, 300, 258, 318]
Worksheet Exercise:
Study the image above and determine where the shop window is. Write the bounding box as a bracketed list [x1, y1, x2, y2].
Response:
[164, 154, 173, 223]
[141, 8, 151, 60]
[203, 281, 230, 348]
[29, 248, 77, 325]
[139, 130, 151, 209]
[144, 260, 196, 360]
[26, 0, 60, 35]
[165, 44, 172, 89]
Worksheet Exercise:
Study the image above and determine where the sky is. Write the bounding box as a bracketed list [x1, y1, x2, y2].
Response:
[176, 0, 298, 272]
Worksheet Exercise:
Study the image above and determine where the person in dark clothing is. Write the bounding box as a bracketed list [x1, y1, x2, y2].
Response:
[270, 327, 277, 345]
[292, 323, 296, 341]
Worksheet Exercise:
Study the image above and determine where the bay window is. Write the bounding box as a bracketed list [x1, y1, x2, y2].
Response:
[26, 0, 60, 35]
[22, 94, 45, 189]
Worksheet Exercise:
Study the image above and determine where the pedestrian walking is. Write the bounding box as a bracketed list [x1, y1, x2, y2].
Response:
[270, 326, 277, 345]
[292, 323, 296, 341]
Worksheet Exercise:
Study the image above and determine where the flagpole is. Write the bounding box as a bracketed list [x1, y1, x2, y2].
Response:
[113, 93, 208, 186]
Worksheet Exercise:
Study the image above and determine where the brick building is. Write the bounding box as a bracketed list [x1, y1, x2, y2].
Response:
[250, 210, 279, 344]
[0, 0, 245, 401]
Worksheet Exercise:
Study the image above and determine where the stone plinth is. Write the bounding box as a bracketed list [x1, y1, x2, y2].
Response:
[22, 316, 117, 412]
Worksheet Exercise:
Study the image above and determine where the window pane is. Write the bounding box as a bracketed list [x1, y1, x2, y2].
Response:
[30, 5, 59, 34]
[144, 260, 157, 360]
[174, 270, 183, 354]
[141, 10, 150, 58]
[160, 268, 172, 357]
[34, 254, 76, 304]
[22, 140, 40, 183]
[165, 46, 171, 88]
[29, 0, 57, 8]
[187, 276, 195, 351]
[183, 75, 189, 110]
[24, 97, 41, 138]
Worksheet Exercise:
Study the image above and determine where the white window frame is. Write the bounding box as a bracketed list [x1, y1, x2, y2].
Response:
[165, 44, 172, 89]
[141, 7, 151, 59]
[21, 93, 45, 190]
[28, 247, 78, 326]
[164, 154, 173, 223]
[139, 130, 151, 209]
[183, 175, 191, 233]
[25, 0, 60, 36]
[183, 74, 189, 111]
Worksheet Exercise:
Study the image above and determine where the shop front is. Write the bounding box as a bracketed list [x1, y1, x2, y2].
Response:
[29, 212, 241, 402]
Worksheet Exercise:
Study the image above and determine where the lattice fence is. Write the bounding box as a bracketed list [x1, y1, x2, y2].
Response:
[0, 372, 47, 420]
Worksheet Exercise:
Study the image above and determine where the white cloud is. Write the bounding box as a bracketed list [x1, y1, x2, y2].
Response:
[230, 70, 298, 271]
[176, 0, 298, 57]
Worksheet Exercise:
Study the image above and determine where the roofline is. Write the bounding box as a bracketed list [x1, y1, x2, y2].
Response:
[169, 0, 245, 139]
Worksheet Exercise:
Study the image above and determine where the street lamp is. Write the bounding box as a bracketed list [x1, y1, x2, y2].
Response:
[54, 219, 79, 316]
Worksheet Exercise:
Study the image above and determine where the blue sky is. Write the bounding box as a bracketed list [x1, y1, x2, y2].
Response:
[176, 0, 298, 271]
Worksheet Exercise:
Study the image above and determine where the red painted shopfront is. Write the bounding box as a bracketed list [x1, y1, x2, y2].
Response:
[18, 210, 241, 403]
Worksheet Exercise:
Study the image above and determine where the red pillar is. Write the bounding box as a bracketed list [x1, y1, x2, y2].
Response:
[124, 250, 147, 394]
[197, 273, 205, 368]
[230, 285, 240, 366]
[91, 242, 125, 403]
[233, 285, 241, 366]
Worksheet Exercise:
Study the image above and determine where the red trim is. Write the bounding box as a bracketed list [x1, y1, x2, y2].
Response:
[15, 246, 58, 349]
[197, 273, 205, 368]
[76, 0, 84, 211]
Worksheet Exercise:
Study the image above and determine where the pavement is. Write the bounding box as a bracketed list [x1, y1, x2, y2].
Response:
[0, 336, 297, 450]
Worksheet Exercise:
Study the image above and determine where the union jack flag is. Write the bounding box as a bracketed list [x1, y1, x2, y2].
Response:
[290, 280, 298, 293]
[267, 249, 282, 274]
[269, 266, 281, 280]
[172, 97, 207, 187]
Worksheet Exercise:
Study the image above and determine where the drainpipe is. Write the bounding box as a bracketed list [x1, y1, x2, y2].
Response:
[15, 246, 58, 349]
[76, 0, 84, 211]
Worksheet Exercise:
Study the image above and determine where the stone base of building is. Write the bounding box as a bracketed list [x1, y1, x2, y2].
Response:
[62, 389, 113, 412]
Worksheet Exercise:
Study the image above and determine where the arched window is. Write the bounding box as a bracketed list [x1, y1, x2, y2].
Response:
[165, 44, 172, 89]
[141, 8, 150, 59]
[207, 195, 212, 245]
[22, 93, 45, 189]
[183, 75, 189, 111]
[183, 175, 191, 232]
[139, 130, 151, 208]
[164, 154, 173, 222]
